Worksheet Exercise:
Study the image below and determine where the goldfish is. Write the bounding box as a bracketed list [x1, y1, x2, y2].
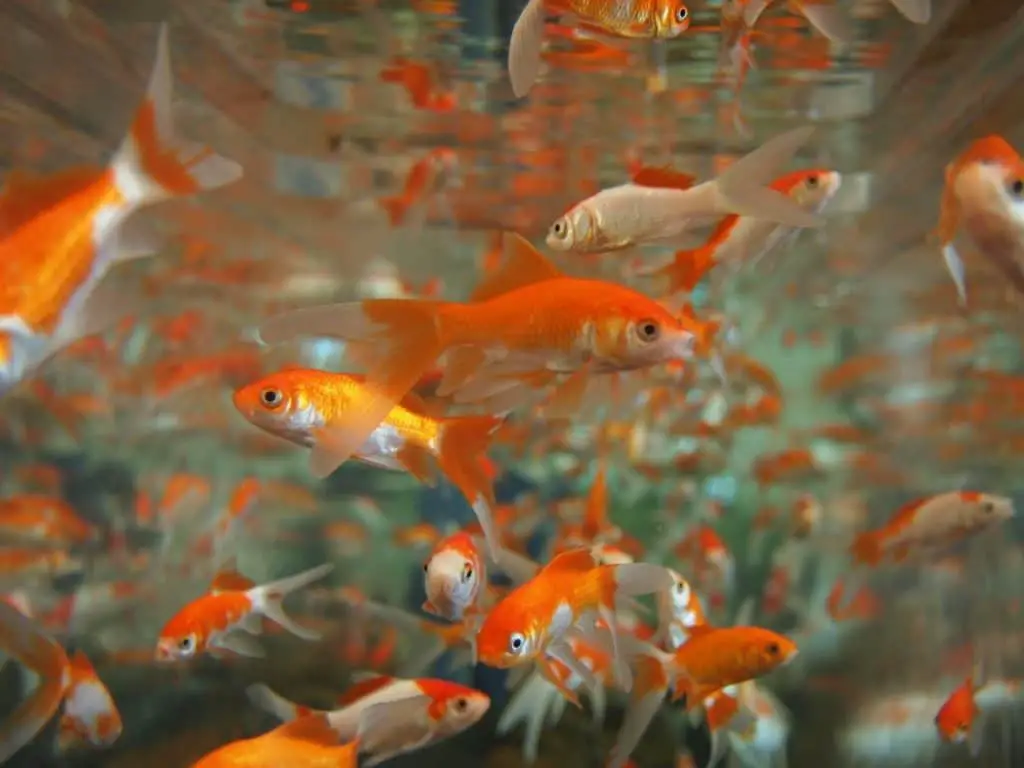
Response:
[247, 675, 490, 767]
[636, 169, 841, 293]
[848, 491, 1014, 568]
[155, 563, 332, 661]
[934, 136, 1024, 306]
[191, 715, 359, 768]
[475, 547, 672, 691]
[508, 0, 691, 97]
[422, 531, 487, 620]
[0, 24, 241, 393]
[255, 232, 711, 465]
[934, 662, 986, 756]
[653, 569, 708, 650]
[232, 369, 503, 559]
[545, 127, 824, 254]
[57, 650, 122, 752]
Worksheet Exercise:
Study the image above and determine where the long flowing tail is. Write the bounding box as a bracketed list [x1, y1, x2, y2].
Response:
[252, 563, 333, 640]
[438, 415, 504, 559]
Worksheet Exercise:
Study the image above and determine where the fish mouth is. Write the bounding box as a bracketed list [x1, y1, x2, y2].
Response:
[781, 648, 800, 666]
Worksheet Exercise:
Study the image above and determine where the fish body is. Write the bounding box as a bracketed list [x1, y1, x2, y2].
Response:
[232, 369, 503, 558]
[0, 24, 241, 392]
[155, 563, 332, 661]
[192, 715, 358, 768]
[935, 136, 1024, 306]
[57, 651, 122, 751]
[545, 127, 824, 254]
[508, 0, 691, 97]
[422, 531, 486, 621]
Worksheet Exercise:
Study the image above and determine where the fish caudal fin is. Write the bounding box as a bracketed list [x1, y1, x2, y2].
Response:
[659, 246, 717, 294]
[714, 126, 824, 228]
[252, 563, 333, 641]
[438, 415, 504, 559]
[378, 194, 409, 227]
[849, 531, 883, 567]
[258, 299, 450, 478]
[508, 0, 547, 98]
[246, 683, 312, 722]
[797, 2, 854, 43]
[113, 24, 242, 207]
[889, 0, 930, 23]
[608, 652, 670, 768]
[613, 563, 675, 600]
[0, 602, 71, 765]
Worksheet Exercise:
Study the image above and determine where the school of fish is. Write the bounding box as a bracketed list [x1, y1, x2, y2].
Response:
[2, 1, 1024, 767]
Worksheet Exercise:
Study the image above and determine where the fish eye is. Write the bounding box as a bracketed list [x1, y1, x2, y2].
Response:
[550, 219, 568, 238]
[509, 632, 526, 654]
[636, 320, 661, 342]
[259, 387, 283, 409]
[178, 635, 196, 654]
[423, 561, 430, 572]
[674, 580, 686, 593]
[454, 697, 468, 712]
[1010, 179, 1024, 197]
[982, 501, 995, 513]
[806, 174, 819, 187]
[766, 641, 780, 655]
[676, 5, 688, 21]
[462, 563, 474, 582]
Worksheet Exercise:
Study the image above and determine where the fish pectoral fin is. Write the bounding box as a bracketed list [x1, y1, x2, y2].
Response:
[214, 631, 265, 658]
[541, 368, 594, 420]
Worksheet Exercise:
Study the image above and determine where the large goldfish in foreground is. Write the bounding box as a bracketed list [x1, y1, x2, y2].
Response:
[935, 136, 1024, 307]
[0, 24, 242, 393]
[508, 0, 691, 97]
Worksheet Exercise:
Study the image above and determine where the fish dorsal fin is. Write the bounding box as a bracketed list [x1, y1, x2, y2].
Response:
[685, 623, 716, 640]
[210, 565, 255, 594]
[541, 547, 599, 573]
[0, 167, 102, 234]
[631, 166, 696, 191]
[272, 714, 341, 745]
[469, 233, 562, 303]
[335, 674, 395, 707]
[887, 497, 928, 532]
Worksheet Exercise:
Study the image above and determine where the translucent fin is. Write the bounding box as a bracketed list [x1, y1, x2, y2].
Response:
[889, 0, 930, 23]
[508, 0, 548, 98]
[797, 2, 855, 44]
[252, 563, 333, 640]
[246, 683, 311, 721]
[942, 242, 968, 307]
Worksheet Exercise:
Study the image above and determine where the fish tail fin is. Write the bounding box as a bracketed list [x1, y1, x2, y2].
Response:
[508, 0, 547, 97]
[254, 563, 333, 641]
[662, 245, 718, 293]
[714, 126, 823, 228]
[613, 563, 675, 599]
[438, 415, 504, 559]
[246, 683, 309, 722]
[258, 299, 452, 478]
[378, 193, 409, 227]
[607, 651, 669, 767]
[0, 603, 71, 765]
[849, 532, 883, 566]
[112, 24, 242, 207]
[889, 0, 930, 23]
[796, 2, 854, 43]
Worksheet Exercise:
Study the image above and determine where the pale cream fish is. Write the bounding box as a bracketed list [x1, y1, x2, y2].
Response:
[544, 126, 825, 254]
[654, 569, 707, 650]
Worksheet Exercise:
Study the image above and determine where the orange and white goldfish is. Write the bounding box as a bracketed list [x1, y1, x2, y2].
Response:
[653, 569, 708, 650]
[848, 491, 1014, 568]
[155, 563, 332, 661]
[935, 136, 1024, 306]
[934, 662, 986, 756]
[508, 0, 691, 97]
[422, 531, 487, 621]
[192, 714, 359, 768]
[0, 24, 241, 393]
[57, 651, 122, 752]
[545, 127, 823, 254]
[636, 169, 841, 293]
[247, 675, 490, 767]
[475, 547, 672, 690]
[232, 369, 503, 558]
[256, 233, 711, 464]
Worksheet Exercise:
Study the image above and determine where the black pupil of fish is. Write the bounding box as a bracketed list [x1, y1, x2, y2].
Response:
[1013, 179, 1024, 195]
[677, 8, 686, 19]
[807, 176, 818, 186]
[767, 642, 779, 654]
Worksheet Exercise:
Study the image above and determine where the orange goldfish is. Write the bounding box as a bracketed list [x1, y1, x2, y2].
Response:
[637, 169, 841, 293]
[0, 24, 241, 392]
[934, 663, 985, 756]
[256, 232, 713, 467]
[474, 547, 672, 690]
[232, 369, 503, 558]
[155, 563, 332, 661]
[508, 0, 691, 97]
[191, 715, 359, 768]
[545, 127, 823, 254]
[935, 136, 1024, 306]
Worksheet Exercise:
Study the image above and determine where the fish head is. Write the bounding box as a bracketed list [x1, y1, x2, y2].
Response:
[655, 1, 691, 37]
[429, 684, 492, 736]
[961, 492, 1014, 529]
[232, 370, 326, 444]
[423, 545, 481, 621]
[745, 628, 798, 674]
[954, 153, 1024, 231]
[155, 611, 204, 662]
[475, 599, 542, 668]
[594, 300, 699, 371]
[780, 169, 842, 211]
[545, 205, 594, 252]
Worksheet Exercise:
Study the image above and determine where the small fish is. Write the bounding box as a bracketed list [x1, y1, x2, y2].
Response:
[509, 0, 691, 97]
[545, 127, 824, 254]
[191, 714, 360, 768]
[475, 547, 673, 690]
[935, 662, 986, 757]
[155, 563, 332, 661]
[232, 370, 503, 559]
[422, 531, 487, 621]
[636, 169, 841, 293]
[0, 24, 241, 393]
[653, 569, 708, 650]
[934, 136, 1024, 306]
[57, 651, 122, 752]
